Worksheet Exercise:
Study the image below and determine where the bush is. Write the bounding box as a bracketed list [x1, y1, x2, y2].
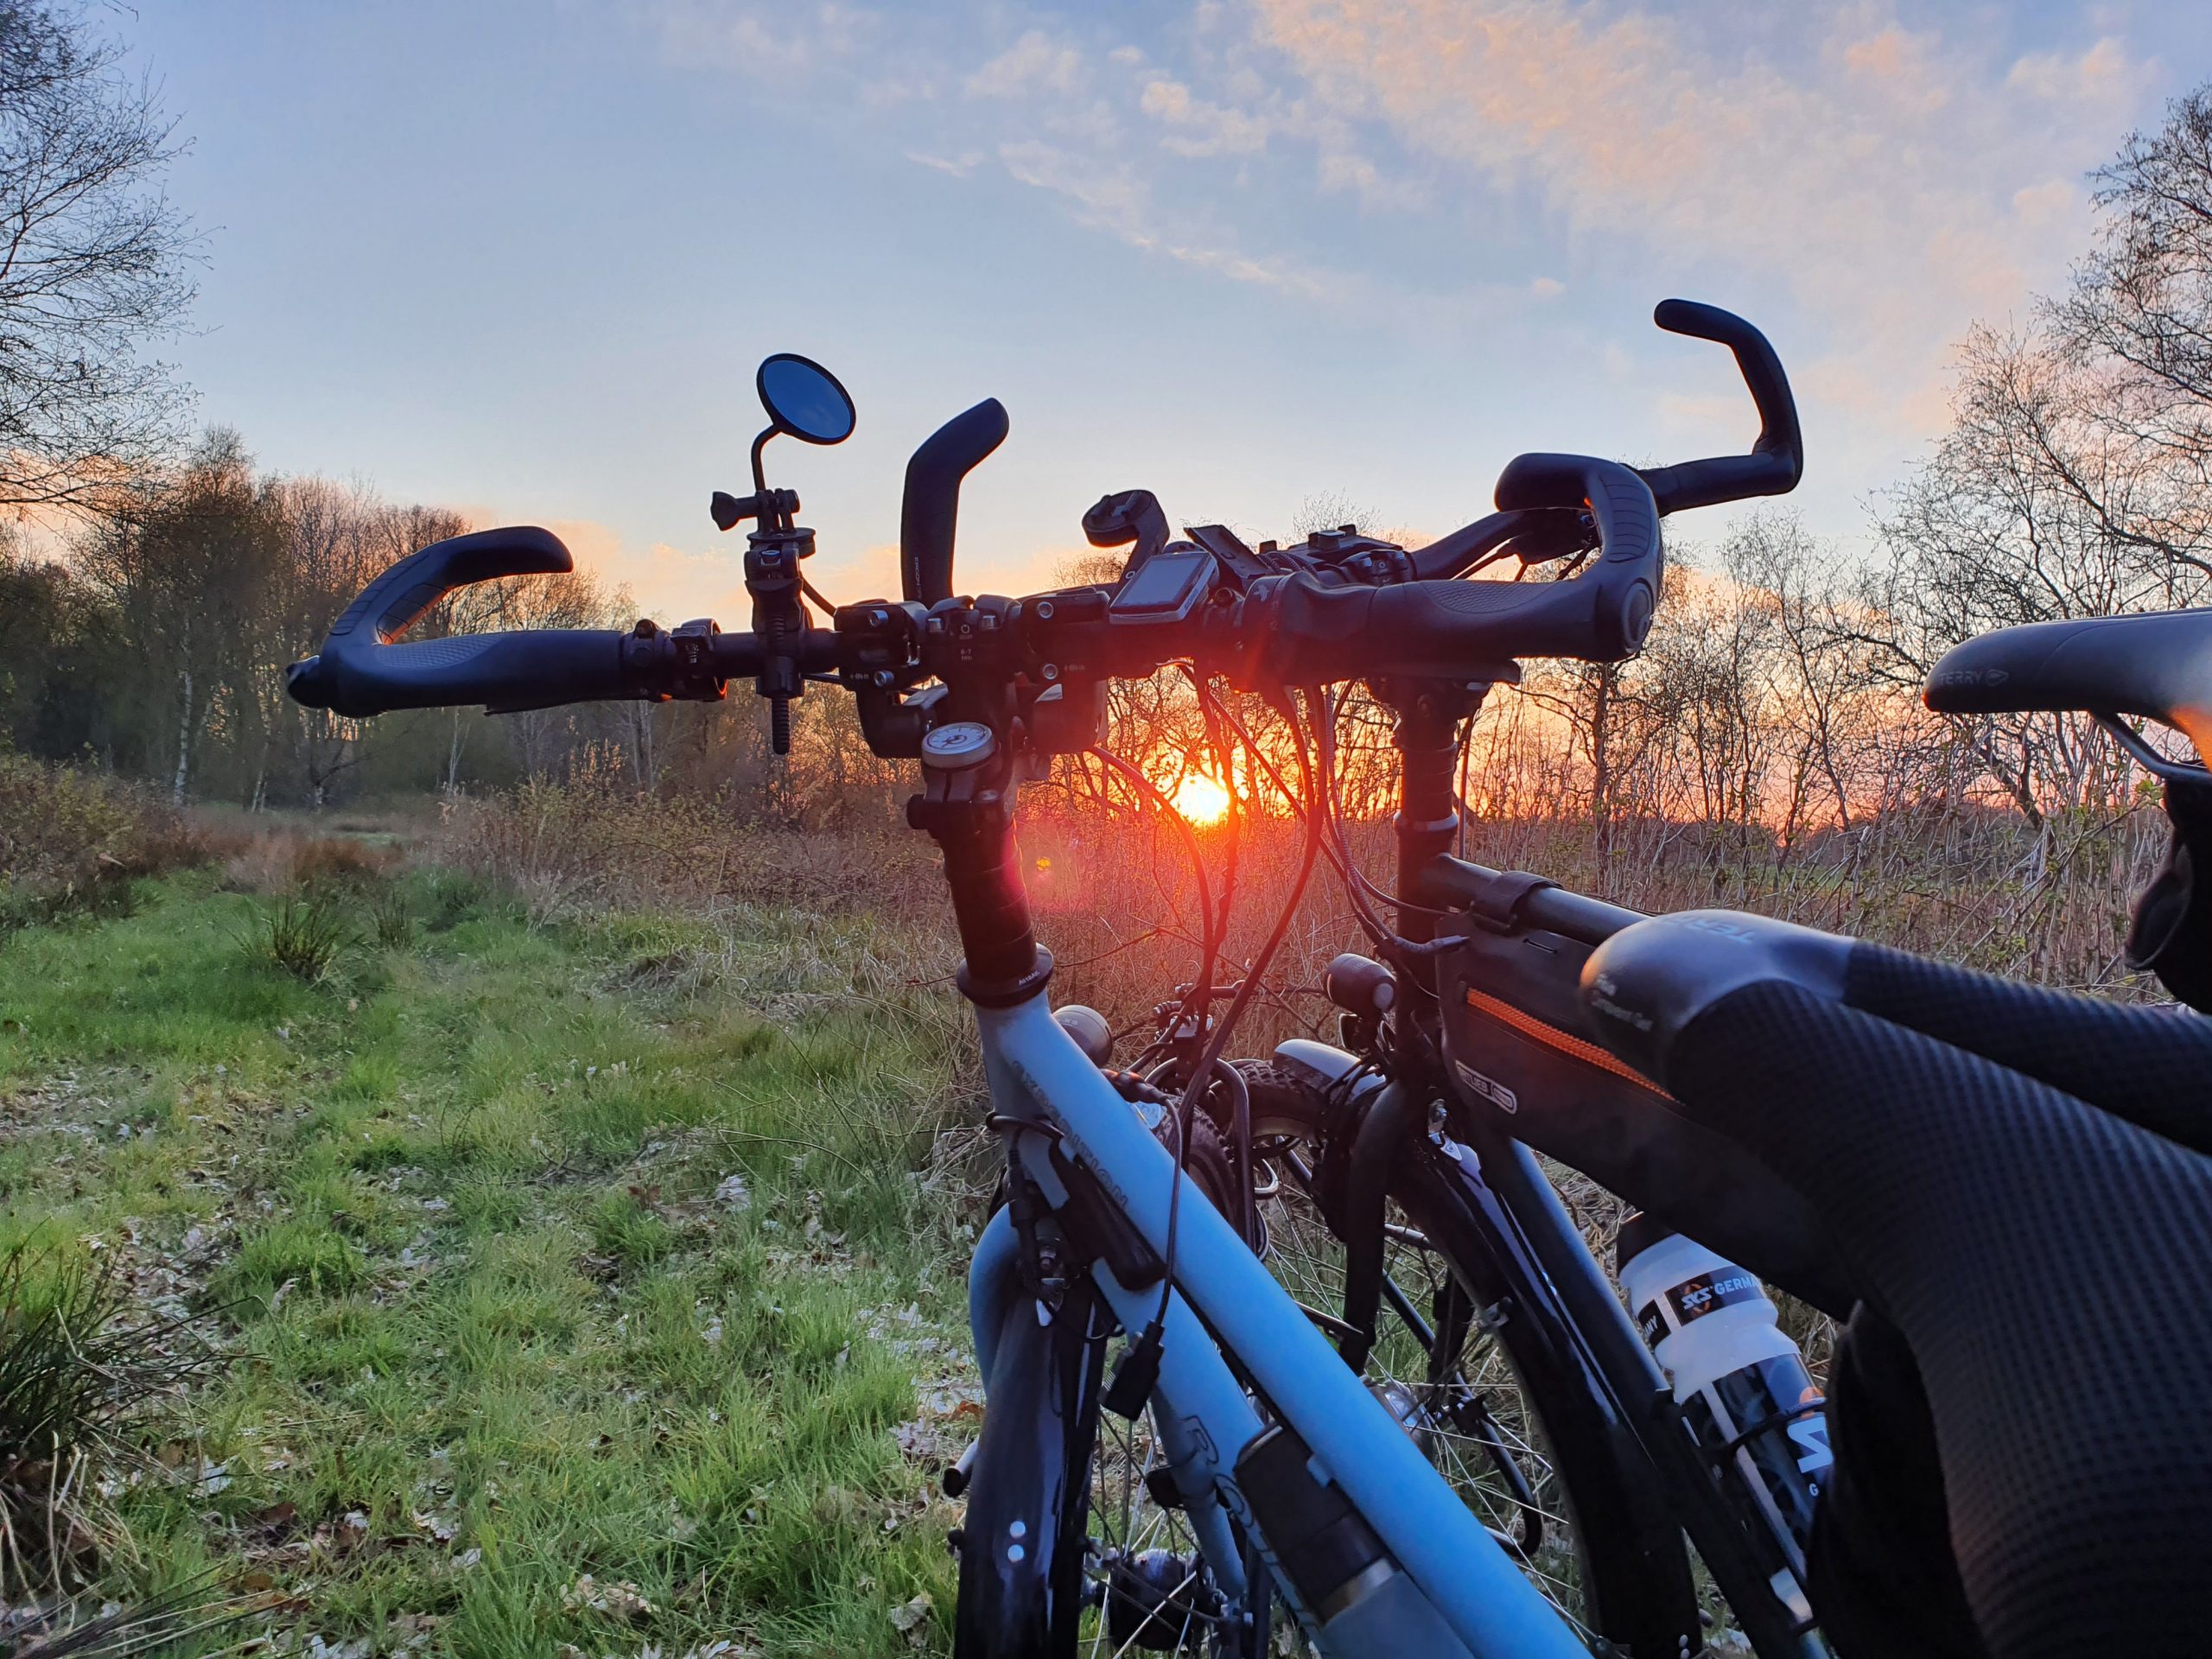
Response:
[242, 891, 350, 981]
[0, 755, 202, 931]
[369, 885, 414, 949]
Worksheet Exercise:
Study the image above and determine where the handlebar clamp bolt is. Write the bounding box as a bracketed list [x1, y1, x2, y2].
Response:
[1033, 599, 1055, 620]
[1040, 663, 1059, 682]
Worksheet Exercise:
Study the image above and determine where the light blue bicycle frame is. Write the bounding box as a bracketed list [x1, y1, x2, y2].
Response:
[964, 986, 1591, 1657]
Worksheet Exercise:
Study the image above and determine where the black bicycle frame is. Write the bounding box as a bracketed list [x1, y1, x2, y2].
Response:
[1359, 680, 1827, 1658]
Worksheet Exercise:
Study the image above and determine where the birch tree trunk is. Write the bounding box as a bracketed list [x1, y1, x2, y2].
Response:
[171, 664, 194, 807]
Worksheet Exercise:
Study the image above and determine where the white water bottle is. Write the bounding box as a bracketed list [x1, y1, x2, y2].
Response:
[1616, 1213, 1831, 1590]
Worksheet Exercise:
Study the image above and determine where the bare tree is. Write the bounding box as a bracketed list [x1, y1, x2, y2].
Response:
[0, 3, 196, 510]
[1861, 87, 2212, 828]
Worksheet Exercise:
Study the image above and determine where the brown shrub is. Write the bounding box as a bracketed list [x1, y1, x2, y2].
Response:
[289, 835, 397, 889]
[0, 756, 205, 925]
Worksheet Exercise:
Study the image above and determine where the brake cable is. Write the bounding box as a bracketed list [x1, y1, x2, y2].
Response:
[1092, 693, 1326, 1417]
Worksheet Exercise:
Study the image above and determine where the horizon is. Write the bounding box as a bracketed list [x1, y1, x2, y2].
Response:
[122, 0, 2212, 620]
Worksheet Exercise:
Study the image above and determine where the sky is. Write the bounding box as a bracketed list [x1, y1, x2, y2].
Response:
[122, 0, 2212, 624]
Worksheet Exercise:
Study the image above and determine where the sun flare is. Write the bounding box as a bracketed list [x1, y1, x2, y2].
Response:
[1171, 772, 1232, 825]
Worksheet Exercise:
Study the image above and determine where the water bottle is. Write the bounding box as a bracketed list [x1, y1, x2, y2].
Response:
[1617, 1212, 1832, 1608]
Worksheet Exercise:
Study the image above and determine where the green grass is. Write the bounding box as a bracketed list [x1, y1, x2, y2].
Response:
[0, 870, 982, 1656]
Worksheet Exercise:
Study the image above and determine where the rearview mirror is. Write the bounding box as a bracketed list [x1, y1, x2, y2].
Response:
[756, 353, 855, 445]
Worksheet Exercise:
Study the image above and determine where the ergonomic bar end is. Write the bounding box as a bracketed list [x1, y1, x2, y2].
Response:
[900, 398, 1009, 607]
[326, 524, 575, 647]
[1639, 302, 1803, 512]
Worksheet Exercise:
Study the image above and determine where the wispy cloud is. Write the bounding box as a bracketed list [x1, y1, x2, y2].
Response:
[636, 0, 2177, 449]
[638, 3, 1376, 302]
[967, 29, 1086, 99]
[1246, 0, 2154, 429]
[1140, 77, 1271, 156]
[906, 149, 987, 177]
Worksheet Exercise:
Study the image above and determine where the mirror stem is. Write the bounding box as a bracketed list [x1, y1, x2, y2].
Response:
[750, 425, 775, 494]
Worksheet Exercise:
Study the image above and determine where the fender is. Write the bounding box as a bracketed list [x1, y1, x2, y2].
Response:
[954, 1206, 1104, 1656]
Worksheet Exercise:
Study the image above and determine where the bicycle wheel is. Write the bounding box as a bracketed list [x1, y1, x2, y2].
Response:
[1235, 1060, 1697, 1656]
[961, 1132, 1267, 1656]
[1077, 1363, 1256, 1656]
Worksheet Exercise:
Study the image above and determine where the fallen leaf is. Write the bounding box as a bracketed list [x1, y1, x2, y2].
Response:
[888, 1591, 933, 1641]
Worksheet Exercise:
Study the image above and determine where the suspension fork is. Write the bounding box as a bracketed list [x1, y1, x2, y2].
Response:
[934, 753, 1259, 1647]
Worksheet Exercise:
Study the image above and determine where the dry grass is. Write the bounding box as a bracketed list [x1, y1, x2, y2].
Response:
[425, 763, 2177, 1067]
[430, 764, 944, 931]
[207, 817, 408, 898]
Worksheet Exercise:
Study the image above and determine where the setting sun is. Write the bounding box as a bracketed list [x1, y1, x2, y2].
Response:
[1171, 772, 1232, 825]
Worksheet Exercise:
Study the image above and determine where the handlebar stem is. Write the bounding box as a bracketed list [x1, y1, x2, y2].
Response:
[1388, 681, 1488, 992]
[745, 521, 818, 753]
[905, 735, 1051, 1006]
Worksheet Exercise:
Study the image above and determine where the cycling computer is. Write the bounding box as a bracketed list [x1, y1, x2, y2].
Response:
[1109, 546, 1215, 623]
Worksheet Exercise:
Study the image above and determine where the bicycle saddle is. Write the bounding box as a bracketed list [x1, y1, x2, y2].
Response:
[1579, 910, 2212, 1658]
[1924, 608, 2212, 753]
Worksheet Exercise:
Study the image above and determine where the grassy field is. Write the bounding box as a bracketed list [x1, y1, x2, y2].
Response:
[0, 867, 986, 1657]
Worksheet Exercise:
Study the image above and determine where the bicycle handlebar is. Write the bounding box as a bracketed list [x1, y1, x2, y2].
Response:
[285, 297, 1798, 726]
[1402, 300, 1801, 587]
[286, 525, 602, 715]
[1252, 455, 1662, 682]
[286, 523, 835, 716]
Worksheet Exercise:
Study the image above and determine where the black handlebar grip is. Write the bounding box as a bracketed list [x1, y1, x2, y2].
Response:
[286, 524, 629, 718]
[288, 628, 636, 717]
[1265, 455, 1663, 681]
[1254, 458, 1661, 683]
[1635, 301, 1803, 514]
[1495, 453, 1664, 652]
[326, 524, 574, 646]
[1252, 576, 1534, 683]
[900, 398, 1009, 606]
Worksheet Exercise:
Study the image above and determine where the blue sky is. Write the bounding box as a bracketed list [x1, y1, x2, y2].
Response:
[127, 0, 2212, 620]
